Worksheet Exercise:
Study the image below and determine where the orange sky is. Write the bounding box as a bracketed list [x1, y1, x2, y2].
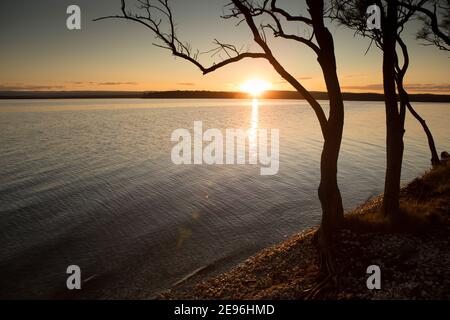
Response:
[0, 1, 449, 94]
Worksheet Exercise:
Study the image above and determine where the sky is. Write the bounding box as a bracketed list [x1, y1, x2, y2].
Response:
[0, 0, 449, 93]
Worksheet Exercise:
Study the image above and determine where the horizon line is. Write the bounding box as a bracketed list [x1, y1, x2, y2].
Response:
[1, 90, 450, 103]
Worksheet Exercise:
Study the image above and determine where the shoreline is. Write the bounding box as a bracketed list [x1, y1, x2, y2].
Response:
[160, 162, 450, 300]
[1, 90, 450, 103]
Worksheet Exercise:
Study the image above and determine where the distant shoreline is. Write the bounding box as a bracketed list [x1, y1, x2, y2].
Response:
[1, 90, 450, 103]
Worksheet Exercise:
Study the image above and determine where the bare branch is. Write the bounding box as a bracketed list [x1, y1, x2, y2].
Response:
[231, 0, 328, 134]
[270, 0, 313, 24]
[260, 6, 320, 54]
[96, 0, 330, 136]
[399, 0, 450, 50]
[94, 0, 267, 75]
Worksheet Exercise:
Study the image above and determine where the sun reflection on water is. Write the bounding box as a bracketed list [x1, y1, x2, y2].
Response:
[248, 98, 259, 162]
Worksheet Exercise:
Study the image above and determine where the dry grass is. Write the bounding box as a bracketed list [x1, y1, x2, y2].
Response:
[345, 161, 450, 233]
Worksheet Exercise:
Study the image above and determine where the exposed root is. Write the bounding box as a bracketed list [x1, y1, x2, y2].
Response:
[304, 229, 340, 299]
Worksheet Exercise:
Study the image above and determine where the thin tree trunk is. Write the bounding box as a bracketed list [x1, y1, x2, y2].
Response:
[236, 0, 345, 245]
[308, 0, 344, 242]
[394, 37, 441, 167]
[382, 1, 404, 218]
[399, 88, 441, 166]
[317, 125, 344, 241]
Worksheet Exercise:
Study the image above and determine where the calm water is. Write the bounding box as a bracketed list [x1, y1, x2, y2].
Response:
[0, 99, 449, 298]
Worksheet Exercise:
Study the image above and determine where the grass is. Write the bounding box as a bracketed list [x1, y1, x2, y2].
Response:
[345, 161, 450, 233]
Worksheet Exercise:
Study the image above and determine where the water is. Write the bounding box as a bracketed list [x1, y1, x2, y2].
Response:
[0, 99, 449, 298]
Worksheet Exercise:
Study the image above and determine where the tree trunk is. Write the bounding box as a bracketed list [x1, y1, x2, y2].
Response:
[239, 0, 346, 244]
[383, 111, 404, 218]
[308, 0, 344, 242]
[400, 90, 441, 167]
[317, 125, 344, 241]
[382, 1, 404, 218]
[408, 104, 441, 166]
[395, 36, 441, 167]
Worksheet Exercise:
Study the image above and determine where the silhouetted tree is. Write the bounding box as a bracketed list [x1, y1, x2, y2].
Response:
[407, 0, 450, 51]
[395, 36, 441, 167]
[330, 0, 446, 218]
[97, 0, 345, 263]
[400, 0, 449, 166]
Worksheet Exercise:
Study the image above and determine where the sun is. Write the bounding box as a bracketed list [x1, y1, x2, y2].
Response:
[240, 79, 272, 97]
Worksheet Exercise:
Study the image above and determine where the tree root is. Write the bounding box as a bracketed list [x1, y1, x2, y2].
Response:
[303, 230, 340, 299]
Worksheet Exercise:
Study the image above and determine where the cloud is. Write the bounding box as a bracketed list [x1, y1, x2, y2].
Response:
[96, 82, 138, 86]
[0, 81, 141, 91]
[342, 73, 365, 78]
[68, 81, 138, 86]
[275, 76, 312, 84]
[0, 84, 65, 91]
[341, 83, 450, 93]
[176, 82, 196, 86]
[403, 84, 450, 92]
[341, 84, 384, 91]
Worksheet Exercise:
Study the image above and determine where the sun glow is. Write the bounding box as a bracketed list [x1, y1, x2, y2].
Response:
[240, 79, 272, 97]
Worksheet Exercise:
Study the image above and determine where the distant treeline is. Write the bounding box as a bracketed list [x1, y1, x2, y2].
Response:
[1, 90, 449, 102]
[143, 90, 450, 102]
